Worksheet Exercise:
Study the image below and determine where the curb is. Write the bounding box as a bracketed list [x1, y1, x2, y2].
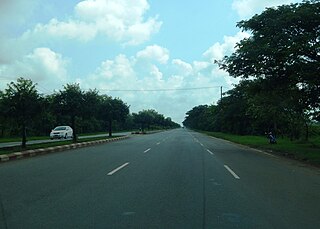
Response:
[0, 135, 130, 163]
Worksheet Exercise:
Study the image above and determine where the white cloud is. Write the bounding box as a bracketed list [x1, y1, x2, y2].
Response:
[87, 54, 136, 91]
[0, 48, 69, 92]
[150, 65, 163, 82]
[25, 0, 162, 45]
[232, 0, 301, 19]
[33, 18, 97, 42]
[79, 38, 242, 123]
[136, 45, 169, 64]
[172, 59, 193, 76]
[193, 61, 210, 72]
[203, 31, 250, 63]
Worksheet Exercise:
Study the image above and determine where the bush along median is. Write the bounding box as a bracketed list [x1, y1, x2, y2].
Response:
[0, 135, 129, 163]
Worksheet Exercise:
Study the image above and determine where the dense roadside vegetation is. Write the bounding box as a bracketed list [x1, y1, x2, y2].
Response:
[0, 78, 180, 148]
[184, 1, 320, 163]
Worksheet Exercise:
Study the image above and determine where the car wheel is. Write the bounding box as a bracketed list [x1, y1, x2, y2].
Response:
[65, 134, 67, 139]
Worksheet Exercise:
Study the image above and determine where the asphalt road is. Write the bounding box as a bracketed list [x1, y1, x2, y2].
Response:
[0, 132, 131, 148]
[0, 129, 319, 228]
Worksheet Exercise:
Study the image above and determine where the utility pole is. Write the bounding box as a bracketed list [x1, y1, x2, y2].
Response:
[220, 86, 223, 100]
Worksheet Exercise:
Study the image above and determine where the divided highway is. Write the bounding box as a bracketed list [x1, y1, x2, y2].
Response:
[0, 129, 319, 228]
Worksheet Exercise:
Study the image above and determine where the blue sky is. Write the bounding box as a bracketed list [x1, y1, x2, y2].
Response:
[0, 0, 301, 123]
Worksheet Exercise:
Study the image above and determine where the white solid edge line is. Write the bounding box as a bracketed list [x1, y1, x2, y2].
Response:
[206, 149, 214, 155]
[144, 148, 151, 153]
[107, 162, 130, 176]
[224, 165, 240, 179]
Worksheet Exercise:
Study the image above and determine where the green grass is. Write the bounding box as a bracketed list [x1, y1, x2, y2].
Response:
[0, 136, 122, 155]
[202, 131, 320, 166]
[0, 136, 49, 143]
[0, 131, 132, 143]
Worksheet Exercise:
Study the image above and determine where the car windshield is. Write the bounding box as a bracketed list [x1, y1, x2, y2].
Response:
[54, 127, 66, 131]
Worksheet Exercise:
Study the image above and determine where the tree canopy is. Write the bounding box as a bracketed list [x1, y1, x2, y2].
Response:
[218, 0, 320, 122]
[133, 109, 180, 132]
[0, 78, 42, 147]
[0, 78, 179, 146]
[186, 0, 320, 140]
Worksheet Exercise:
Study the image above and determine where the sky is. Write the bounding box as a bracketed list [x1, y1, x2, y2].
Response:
[0, 0, 302, 124]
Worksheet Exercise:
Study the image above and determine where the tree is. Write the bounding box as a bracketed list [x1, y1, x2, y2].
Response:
[0, 78, 42, 148]
[132, 110, 155, 132]
[99, 96, 129, 137]
[81, 89, 102, 133]
[0, 90, 5, 137]
[217, 0, 320, 139]
[183, 105, 211, 130]
[52, 83, 84, 142]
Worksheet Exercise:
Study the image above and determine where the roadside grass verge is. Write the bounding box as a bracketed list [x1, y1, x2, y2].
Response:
[0, 136, 49, 143]
[202, 131, 320, 166]
[0, 136, 123, 155]
[0, 131, 132, 143]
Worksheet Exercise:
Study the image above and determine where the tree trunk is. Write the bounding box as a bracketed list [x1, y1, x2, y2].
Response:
[22, 124, 27, 149]
[108, 119, 112, 137]
[0, 125, 4, 138]
[305, 121, 309, 141]
[273, 121, 278, 137]
[72, 115, 77, 143]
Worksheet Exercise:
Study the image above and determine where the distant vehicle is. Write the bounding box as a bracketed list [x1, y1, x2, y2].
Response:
[50, 126, 73, 140]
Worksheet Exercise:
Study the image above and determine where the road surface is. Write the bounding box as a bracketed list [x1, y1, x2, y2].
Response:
[0, 129, 319, 228]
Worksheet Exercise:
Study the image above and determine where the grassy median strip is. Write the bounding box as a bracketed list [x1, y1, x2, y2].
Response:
[202, 131, 320, 166]
[0, 136, 49, 143]
[0, 136, 123, 155]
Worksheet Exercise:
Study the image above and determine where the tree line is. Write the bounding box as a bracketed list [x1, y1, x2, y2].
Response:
[184, 0, 320, 140]
[0, 78, 180, 148]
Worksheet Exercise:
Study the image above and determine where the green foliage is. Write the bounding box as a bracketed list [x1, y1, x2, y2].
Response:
[203, 131, 320, 166]
[0, 78, 178, 143]
[99, 95, 130, 136]
[204, 0, 320, 140]
[51, 83, 85, 142]
[0, 77, 42, 147]
[133, 109, 180, 131]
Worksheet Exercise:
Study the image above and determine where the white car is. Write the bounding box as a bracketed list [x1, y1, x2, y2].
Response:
[50, 126, 73, 139]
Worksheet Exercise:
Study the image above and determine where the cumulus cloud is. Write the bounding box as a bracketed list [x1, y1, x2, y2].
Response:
[136, 45, 169, 64]
[172, 59, 193, 76]
[79, 40, 242, 123]
[25, 0, 162, 45]
[32, 18, 97, 42]
[0, 48, 69, 92]
[203, 31, 250, 63]
[232, 0, 301, 19]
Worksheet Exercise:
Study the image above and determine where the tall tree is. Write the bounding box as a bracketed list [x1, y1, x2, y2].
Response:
[217, 0, 320, 139]
[0, 78, 41, 148]
[0, 90, 5, 137]
[99, 96, 129, 137]
[52, 83, 84, 142]
[183, 105, 210, 130]
[132, 110, 156, 132]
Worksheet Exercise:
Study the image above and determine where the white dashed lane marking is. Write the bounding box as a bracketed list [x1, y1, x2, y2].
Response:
[107, 162, 130, 176]
[224, 165, 240, 179]
[206, 149, 214, 155]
